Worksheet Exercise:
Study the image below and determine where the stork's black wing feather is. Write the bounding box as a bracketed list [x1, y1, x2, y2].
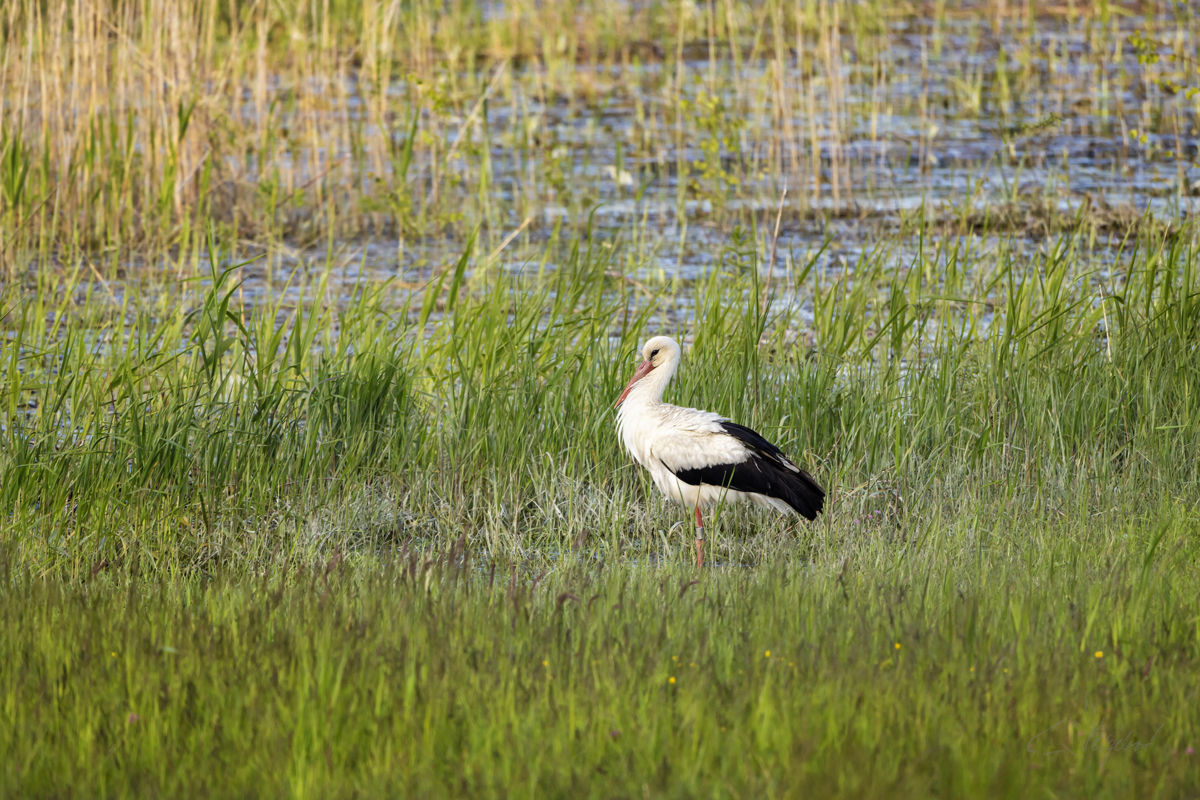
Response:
[667, 421, 825, 520]
[719, 422, 793, 466]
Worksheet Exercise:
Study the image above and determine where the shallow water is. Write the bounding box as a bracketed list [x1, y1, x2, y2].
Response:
[202, 6, 1197, 306]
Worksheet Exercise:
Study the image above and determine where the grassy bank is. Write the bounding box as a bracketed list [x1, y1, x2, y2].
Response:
[3, 514, 1198, 797]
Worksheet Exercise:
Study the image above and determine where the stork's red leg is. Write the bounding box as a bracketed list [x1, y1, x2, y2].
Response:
[694, 505, 705, 568]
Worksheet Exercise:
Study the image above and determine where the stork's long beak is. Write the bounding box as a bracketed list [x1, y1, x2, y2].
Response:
[614, 360, 654, 407]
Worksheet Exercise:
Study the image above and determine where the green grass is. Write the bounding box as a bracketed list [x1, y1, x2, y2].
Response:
[2, 218, 1199, 794]
[3, 513, 1197, 797]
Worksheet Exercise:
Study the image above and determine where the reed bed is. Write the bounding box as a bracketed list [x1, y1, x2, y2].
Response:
[1, 0, 1198, 274]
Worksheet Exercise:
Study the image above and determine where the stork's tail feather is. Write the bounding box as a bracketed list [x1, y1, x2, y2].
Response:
[714, 422, 825, 519]
[780, 468, 825, 520]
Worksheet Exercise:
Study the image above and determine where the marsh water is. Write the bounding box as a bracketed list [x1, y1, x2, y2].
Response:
[190, 5, 1200, 305]
[2, 1, 1196, 328]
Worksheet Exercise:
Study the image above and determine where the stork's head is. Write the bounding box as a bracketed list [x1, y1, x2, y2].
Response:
[614, 336, 680, 407]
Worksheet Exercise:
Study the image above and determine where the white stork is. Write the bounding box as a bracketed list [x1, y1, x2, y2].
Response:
[614, 336, 824, 566]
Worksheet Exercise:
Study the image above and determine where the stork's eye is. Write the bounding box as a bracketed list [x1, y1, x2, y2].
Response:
[650, 348, 660, 358]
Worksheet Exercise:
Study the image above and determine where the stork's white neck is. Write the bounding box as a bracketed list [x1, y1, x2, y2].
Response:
[621, 352, 679, 409]
[615, 343, 684, 470]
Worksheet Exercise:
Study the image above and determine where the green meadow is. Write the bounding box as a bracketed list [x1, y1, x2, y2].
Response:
[2, 0, 1199, 796]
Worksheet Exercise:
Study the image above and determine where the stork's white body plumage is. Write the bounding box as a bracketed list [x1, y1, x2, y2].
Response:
[614, 336, 824, 563]
[618, 401, 796, 515]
